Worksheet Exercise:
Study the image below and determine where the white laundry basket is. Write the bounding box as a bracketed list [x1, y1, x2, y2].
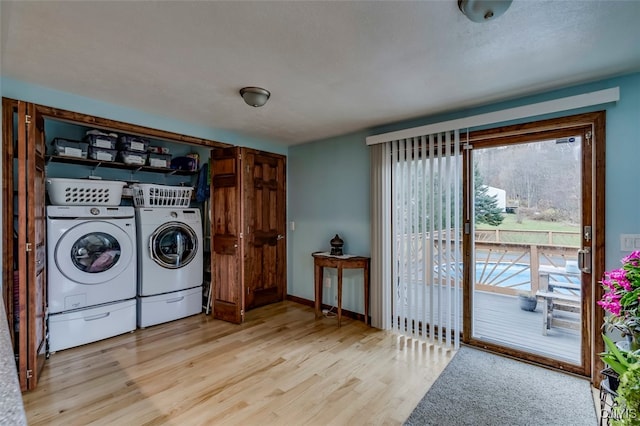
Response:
[46, 178, 126, 206]
[131, 184, 193, 208]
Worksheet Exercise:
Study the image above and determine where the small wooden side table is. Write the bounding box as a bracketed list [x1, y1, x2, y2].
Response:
[312, 252, 370, 326]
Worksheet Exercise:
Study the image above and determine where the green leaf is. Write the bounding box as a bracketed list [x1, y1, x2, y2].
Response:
[620, 288, 640, 306]
[602, 356, 627, 376]
[602, 334, 631, 370]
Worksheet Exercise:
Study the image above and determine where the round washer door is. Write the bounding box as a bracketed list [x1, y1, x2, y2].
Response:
[55, 220, 134, 284]
[149, 221, 198, 269]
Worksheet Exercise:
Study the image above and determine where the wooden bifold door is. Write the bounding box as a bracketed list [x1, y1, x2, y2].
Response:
[2, 99, 48, 390]
[210, 147, 286, 324]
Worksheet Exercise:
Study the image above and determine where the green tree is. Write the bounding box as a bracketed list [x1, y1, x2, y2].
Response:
[475, 166, 504, 226]
[396, 161, 503, 230]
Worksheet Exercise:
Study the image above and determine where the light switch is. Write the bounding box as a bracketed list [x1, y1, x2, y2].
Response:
[620, 234, 640, 251]
[290, 221, 295, 231]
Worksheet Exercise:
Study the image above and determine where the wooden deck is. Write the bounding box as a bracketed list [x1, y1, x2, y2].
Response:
[395, 285, 581, 364]
[474, 291, 580, 364]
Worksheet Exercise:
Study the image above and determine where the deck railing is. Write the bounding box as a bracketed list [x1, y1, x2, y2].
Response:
[396, 230, 580, 297]
[473, 241, 579, 296]
[475, 229, 580, 247]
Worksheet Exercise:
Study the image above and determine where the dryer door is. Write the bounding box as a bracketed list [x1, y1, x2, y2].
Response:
[149, 222, 198, 269]
[55, 221, 134, 284]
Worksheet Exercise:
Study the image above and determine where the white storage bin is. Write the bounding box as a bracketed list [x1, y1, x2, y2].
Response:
[118, 135, 150, 152]
[137, 286, 202, 328]
[118, 150, 147, 166]
[88, 146, 118, 162]
[51, 138, 89, 159]
[48, 299, 136, 352]
[46, 178, 126, 206]
[148, 146, 170, 154]
[85, 132, 118, 150]
[131, 184, 193, 208]
[148, 152, 172, 168]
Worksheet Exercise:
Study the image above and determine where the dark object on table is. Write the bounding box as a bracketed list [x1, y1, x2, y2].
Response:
[330, 234, 344, 255]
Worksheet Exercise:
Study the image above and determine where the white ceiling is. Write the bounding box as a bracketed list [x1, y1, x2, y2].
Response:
[2, 1, 639, 147]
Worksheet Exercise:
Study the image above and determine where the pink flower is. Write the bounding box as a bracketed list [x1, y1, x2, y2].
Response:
[598, 292, 622, 316]
[599, 252, 640, 323]
[602, 269, 632, 291]
[599, 253, 640, 345]
[607, 268, 627, 282]
[622, 250, 640, 265]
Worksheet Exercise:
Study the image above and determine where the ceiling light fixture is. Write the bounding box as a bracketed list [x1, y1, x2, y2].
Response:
[458, 0, 513, 22]
[240, 87, 271, 107]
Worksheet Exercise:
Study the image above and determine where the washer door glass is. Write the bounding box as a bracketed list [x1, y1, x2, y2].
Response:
[71, 232, 121, 273]
[55, 221, 134, 285]
[150, 222, 198, 269]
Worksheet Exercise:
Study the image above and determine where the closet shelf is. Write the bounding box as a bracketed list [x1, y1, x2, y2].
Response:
[45, 155, 197, 176]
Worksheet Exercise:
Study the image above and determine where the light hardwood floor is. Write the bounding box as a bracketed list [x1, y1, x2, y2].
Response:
[23, 301, 454, 425]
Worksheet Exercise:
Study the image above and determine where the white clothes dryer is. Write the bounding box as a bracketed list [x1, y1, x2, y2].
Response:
[47, 205, 137, 314]
[136, 208, 203, 327]
[47, 205, 137, 351]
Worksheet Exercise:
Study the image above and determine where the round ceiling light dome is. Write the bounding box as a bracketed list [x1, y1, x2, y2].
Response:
[458, 0, 513, 22]
[240, 87, 271, 107]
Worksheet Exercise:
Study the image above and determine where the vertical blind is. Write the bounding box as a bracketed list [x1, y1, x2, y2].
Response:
[370, 143, 392, 329]
[389, 131, 462, 347]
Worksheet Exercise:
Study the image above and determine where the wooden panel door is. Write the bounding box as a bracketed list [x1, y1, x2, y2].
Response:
[15, 101, 47, 390]
[210, 147, 244, 323]
[242, 149, 286, 310]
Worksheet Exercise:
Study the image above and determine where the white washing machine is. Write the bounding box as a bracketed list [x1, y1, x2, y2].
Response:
[47, 205, 137, 351]
[136, 208, 203, 327]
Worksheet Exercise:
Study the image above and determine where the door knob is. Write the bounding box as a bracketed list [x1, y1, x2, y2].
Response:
[578, 248, 591, 273]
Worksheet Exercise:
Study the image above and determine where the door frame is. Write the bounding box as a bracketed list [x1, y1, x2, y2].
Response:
[2, 99, 17, 349]
[461, 111, 605, 384]
[1, 97, 233, 390]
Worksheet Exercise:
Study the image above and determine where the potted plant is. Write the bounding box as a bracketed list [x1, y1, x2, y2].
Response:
[598, 251, 640, 423]
[517, 290, 537, 312]
[600, 334, 639, 392]
[613, 362, 640, 426]
[598, 251, 640, 350]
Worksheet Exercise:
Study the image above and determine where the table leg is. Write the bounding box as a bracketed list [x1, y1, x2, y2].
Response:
[542, 297, 549, 335]
[337, 266, 343, 327]
[315, 263, 323, 320]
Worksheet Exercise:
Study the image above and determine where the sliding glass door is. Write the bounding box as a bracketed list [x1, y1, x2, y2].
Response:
[466, 126, 593, 373]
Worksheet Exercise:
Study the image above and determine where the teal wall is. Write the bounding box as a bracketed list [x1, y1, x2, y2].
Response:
[1, 77, 287, 155]
[287, 131, 371, 310]
[288, 72, 640, 314]
[3, 73, 639, 311]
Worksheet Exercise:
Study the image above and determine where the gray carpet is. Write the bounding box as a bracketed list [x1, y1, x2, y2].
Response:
[405, 346, 597, 426]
